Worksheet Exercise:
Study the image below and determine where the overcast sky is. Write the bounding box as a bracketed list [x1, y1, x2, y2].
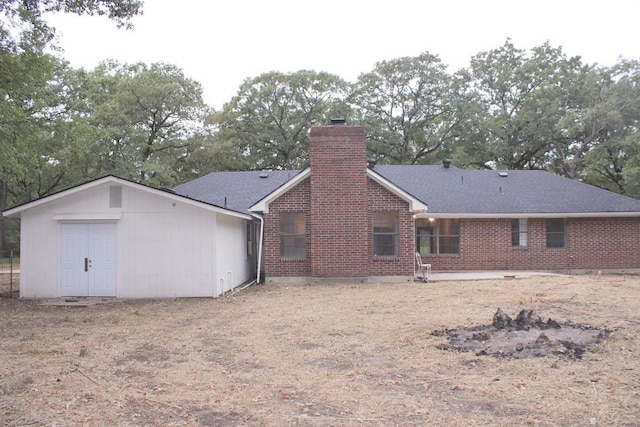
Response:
[46, 0, 640, 110]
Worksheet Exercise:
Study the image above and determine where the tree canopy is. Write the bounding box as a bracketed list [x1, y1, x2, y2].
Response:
[0, 0, 142, 255]
[349, 52, 466, 165]
[214, 70, 349, 170]
[2, 8, 640, 256]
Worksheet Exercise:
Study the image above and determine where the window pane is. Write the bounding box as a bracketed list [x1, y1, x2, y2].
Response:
[373, 234, 397, 256]
[439, 235, 459, 254]
[415, 218, 460, 255]
[546, 218, 565, 248]
[439, 218, 460, 235]
[546, 218, 564, 233]
[437, 219, 460, 254]
[373, 212, 398, 257]
[511, 219, 520, 246]
[512, 218, 527, 247]
[280, 212, 306, 258]
[416, 226, 434, 254]
[547, 233, 565, 248]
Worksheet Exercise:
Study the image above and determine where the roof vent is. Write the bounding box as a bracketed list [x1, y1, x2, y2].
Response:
[367, 158, 377, 169]
[259, 172, 269, 179]
[109, 185, 122, 208]
[443, 159, 451, 169]
[330, 118, 346, 125]
[498, 171, 508, 177]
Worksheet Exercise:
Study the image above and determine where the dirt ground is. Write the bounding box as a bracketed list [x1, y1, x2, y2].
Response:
[0, 273, 19, 297]
[1, 274, 639, 426]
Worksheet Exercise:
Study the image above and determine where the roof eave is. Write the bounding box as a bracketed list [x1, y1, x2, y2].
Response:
[250, 169, 311, 213]
[2, 175, 253, 221]
[414, 212, 640, 219]
[366, 169, 428, 213]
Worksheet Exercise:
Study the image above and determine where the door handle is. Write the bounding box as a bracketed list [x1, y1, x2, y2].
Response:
[84, 257, 89, 272]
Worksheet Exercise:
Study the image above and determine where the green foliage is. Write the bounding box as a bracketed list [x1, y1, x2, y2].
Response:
[1, 0, 142, 57]
[216, 70, 349, 170]
[461, 41, 568, 169]
[56, 61, 212, 187]
[0, 0, 142, 254]
[3, 21, 640, 256]
[349, 52, 466, 165]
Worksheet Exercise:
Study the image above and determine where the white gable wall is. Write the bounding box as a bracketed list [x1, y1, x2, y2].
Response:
[215, 214, 252, 295]
[16, 180, 252, 298]
[19, 206, 59, 298]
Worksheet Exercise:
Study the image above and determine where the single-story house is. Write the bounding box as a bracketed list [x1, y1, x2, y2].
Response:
[4, 121, 640, 297]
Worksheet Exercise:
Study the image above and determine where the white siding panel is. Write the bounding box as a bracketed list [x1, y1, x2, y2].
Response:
[216, 214, 253, 293]
[16, 179, 250, 298]
[117, 201, 218, 298]
[19, 212, 59, 298]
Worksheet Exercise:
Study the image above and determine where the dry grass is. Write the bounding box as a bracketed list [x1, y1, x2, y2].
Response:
[0, 273, 19, 297]
[0, 274, 639, 426]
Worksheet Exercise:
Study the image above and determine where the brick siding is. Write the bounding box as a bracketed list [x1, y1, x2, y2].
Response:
[263, 123, 640, 280]
[368, 180, 414, 276]
[263, 178, 311, 277]
[422, 217, 640, 271]
[309, 125, 369, 277]
[264, 125, 416, 280]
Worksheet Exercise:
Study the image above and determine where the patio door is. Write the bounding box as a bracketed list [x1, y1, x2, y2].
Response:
[416, 226, 434, 255]
[61, 223, 116, 297]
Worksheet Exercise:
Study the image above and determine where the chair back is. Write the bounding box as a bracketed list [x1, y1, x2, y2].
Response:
[415, 251, 422, 266]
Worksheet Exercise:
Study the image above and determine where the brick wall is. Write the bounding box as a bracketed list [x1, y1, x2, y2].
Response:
[368, 180, 414, 276]
[264, 124, 417, 280]
[263, 123, 640, 279]
[263, 178, 311, 277]
[309, 125, 369, 277]
[423, 217, 640, 271]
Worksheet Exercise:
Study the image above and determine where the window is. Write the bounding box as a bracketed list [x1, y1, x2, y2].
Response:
[246, 222, 253, 258]
[416, 218, 460, 254]
[279, 212, 306, 258]
[546, 218, 565, 248]
[511, 218, 528, 247]
[373, 211, 399, 257]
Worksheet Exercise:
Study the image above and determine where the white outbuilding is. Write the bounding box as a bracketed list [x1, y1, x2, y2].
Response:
[3, 176, 255, 298]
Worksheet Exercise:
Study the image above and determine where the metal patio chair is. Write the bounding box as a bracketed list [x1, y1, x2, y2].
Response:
[415, 251, 431, 282]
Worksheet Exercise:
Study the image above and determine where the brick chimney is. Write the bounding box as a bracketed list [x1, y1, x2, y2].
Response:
[309, 123, 369, 278]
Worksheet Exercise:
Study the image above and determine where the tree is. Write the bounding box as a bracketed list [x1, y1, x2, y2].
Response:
[544, 63, 613, 179]
[349, 53, 465, 165]
[463, 41, 572, 170]
[60, 61, 212, 187]
[1, 0, 142, 49]
[215, 70, 349, 170]
[0, 0, 142, 255]
[581, 60, 640, 196]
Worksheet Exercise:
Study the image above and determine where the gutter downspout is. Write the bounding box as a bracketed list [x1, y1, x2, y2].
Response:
[230, 214, 264, 297]
[250, 213, 264, 284]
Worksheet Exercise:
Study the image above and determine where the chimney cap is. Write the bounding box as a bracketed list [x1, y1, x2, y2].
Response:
[330, 118, 346, 125]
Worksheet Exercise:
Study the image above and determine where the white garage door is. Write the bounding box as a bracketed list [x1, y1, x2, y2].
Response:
[61, 223, 116, 297]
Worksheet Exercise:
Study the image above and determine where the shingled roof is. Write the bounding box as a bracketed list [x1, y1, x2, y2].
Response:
[173, 170, 301, 214]
[173, 166, 640, 217]
[372, 165, 640, 216]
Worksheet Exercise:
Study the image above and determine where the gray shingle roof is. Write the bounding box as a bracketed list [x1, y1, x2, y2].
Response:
[173, 166, 640, 215]
[373, 165, 640, 214]
[173, 170, 301, 214]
